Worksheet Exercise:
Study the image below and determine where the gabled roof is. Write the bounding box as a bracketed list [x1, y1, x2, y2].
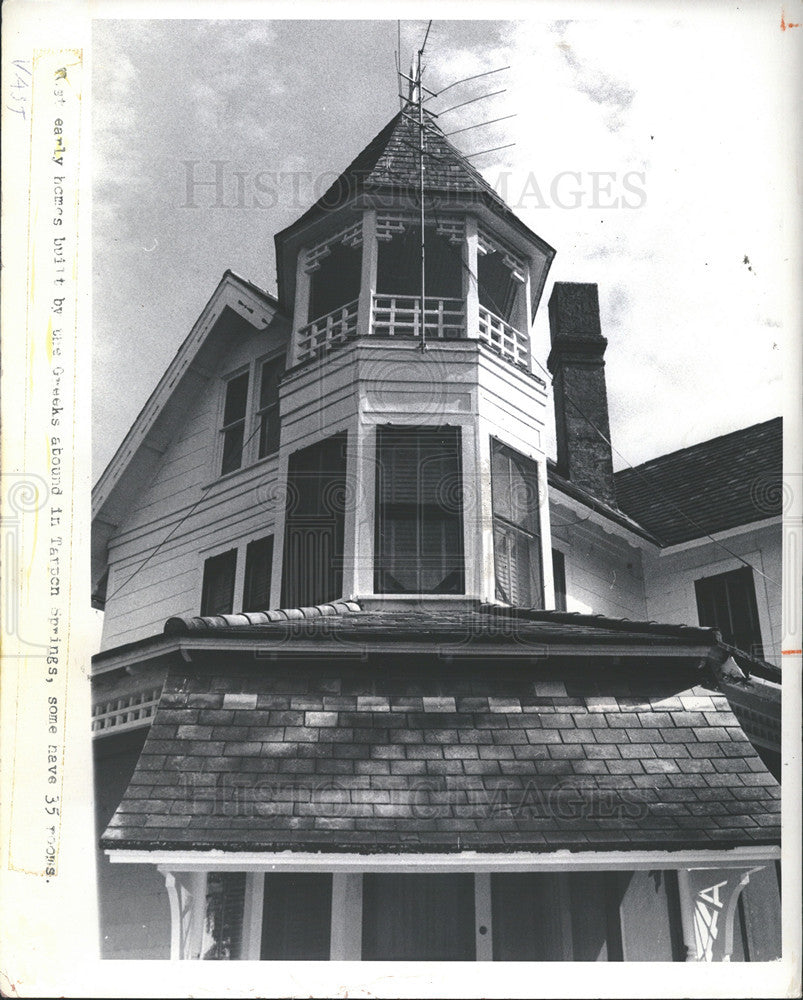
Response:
[100, 648, 780, 854]
[91, 272, 287, 597]
[614, 418, 782, 546]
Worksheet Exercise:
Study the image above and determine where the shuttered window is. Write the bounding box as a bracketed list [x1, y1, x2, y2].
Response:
[281, 433, 347, 608]
[202, 873, 246, 960]
[257, 356, 283, 459]
[220, 372, 249, 476]
[200, 549, 237, 616]
[243, 536, 273, 612]
[695, 567, 764, 659]
[374, 426, 464, 594]
[491, 439, 543, 607]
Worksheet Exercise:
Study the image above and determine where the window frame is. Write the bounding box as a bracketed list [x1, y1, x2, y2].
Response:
[694, 565, 764, 659]
[490, 437, 544, 608]
[218, 368, 251, 477]
[199, 533, 275, 617]
[373, 424, 466, 596]
[215, 351, 285, 482]
[200, 548, 238, 617]
[255, 351, 285, 461]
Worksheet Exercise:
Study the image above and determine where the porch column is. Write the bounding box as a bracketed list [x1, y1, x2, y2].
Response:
[465, 216, 480, 339]
[330, 873, 363, 959]
[677, 866, 765, 961]
[357, 210, 378, 340]
[162, 869, 208, 960]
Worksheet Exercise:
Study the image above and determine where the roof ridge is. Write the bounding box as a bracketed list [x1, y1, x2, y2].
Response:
[164, 599, 362, 636]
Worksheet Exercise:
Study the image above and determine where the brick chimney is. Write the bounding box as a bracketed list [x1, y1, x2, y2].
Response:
[547, 282, 616, 506]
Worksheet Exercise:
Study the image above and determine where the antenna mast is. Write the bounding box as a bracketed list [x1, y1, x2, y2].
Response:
[415, 21, 432, 350]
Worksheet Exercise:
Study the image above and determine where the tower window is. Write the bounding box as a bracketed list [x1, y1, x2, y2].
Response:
[281, 432, 347, 608]
[200, 549, 237, 617]
[491, 439, 543, 607]
[308, 243, 362, 323]
[220, 371, 249, 476]
[695, 567, 763, 658]
[374, 426, 465, 595]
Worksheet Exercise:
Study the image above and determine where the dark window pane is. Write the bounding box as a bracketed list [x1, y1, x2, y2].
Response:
[552, 549, 567, 611]
[221, 423, 245, 476]
[374, 426, 464, 594]
[362, 874, 475, 961]
[258, 357, 283, 459]
[308, 243, 362, 322]
[492, 873, 567, 961]
[478, 248, 520, 324]
[202, 873, 246, 960]
[281, 433, 347, 608]
[376, 226, 462, 300]
[201, 549, 237, 616]
[695, 567, 763, 658]
[243, 536, 273, 612]
[260, 873, 332, 960]
[223, 372, 249, 426]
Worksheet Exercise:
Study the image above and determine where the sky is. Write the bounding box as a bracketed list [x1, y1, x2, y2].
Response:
[92, 9, 797, 479]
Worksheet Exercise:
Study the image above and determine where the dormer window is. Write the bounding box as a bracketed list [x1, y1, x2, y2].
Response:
[220, 371, 249, 476]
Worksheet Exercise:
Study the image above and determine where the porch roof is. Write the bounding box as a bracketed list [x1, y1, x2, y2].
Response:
[101, 619, 780, 855]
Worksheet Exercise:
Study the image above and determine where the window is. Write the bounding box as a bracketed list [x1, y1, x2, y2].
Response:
[552, 548, 567, 611]
[695, 566, 763, 658]
[374, 426, 464, 594]
[242, 536, 273, 613]
[491, 440, 543, 607]
[220, 372, 249, 476]
[281, 432, 347, 608]
[200, 549, 237, 616]
[256, 356, 283, 459]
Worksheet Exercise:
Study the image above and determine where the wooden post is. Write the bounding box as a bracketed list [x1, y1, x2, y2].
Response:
[330, 873, 363, 959]
[465, 216, 480, 340]
[357, 210, 377, 340]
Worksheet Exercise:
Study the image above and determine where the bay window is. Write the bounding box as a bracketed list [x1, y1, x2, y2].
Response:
[491, 439, 543, 607]
[374, 425, 464, 594]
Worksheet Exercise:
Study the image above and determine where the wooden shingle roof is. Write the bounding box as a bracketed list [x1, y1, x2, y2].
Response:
[613, 418, 782, 546]
[101, 637, 780, 855]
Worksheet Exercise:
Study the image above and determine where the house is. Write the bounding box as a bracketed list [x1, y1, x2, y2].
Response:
[91, 99, 782, 963]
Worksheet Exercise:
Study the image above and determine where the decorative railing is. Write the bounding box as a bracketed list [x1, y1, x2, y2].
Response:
[372, 294, 465, 340]
[92, 686, 162, 734]
[478, 305, 530, 369]
[296, 299, 359, 361]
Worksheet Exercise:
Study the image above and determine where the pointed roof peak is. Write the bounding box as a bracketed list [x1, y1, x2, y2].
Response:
[275, 105, 539, 245]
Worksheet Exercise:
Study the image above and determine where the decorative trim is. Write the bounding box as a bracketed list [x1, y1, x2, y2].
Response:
[304, 222, 363, 272]
[91, 686, 162, 734]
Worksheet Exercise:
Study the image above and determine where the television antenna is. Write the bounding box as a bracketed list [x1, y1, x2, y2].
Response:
[395, 22, 516, 350]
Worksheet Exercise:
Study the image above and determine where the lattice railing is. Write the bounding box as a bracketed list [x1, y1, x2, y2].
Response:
[92, 686, 162, 734]
[478, 305, 530, 369]
[372, 294, 465, 339]
[296, 299, 359, 361]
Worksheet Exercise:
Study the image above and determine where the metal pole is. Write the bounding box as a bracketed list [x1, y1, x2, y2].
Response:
[418, 49, 426, 351]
